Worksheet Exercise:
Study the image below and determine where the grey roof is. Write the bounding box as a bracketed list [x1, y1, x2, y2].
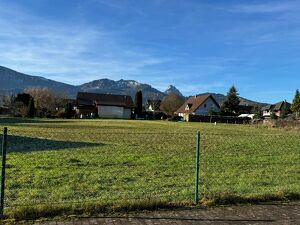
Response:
[262, 104, 273, 111]
[76, 92, 133, 108]
[262, 101, 291, 111]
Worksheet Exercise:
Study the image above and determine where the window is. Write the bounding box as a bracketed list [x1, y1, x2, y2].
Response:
[204, 104, 207, 108]
[186, 104, 193, 110]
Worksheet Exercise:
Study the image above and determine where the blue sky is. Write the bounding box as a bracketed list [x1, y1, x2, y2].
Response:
[0, 0, 300, 103]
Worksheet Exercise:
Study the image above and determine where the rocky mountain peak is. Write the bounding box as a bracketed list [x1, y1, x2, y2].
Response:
[164, 85, 183, 97]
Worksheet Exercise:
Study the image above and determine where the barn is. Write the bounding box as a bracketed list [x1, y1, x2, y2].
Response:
[76, 92, 133, 119]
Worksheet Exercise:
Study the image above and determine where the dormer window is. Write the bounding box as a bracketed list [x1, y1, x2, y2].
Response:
[186, 103, 193, 110]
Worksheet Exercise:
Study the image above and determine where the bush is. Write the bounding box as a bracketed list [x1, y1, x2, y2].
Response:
[270, 112, 278, 120]
[167, 115, 183, 121]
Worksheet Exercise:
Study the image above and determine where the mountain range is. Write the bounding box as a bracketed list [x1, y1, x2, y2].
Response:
[0, 65, 266, 105]
[0, 66, 78, 97]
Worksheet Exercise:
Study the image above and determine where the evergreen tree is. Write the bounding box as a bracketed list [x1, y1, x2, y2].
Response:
[222, 86, 240, 115]
[291, 89, 300, 118]
[27, 97, 35, 118]
[64, 103, 74, 119]
[15, 93, 32, 106]
[134, 90, 143, 116]
[252, 105, 263, 119]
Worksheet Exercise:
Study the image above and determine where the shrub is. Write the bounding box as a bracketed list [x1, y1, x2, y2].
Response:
[270, 112, 278, 120]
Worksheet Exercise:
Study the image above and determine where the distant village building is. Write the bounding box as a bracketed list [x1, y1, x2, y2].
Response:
[262, 101, 291, 118]
[144, 99, 167, 120]
[175, 94, 220, 121]
[76, 92, 133, 119]
[238, 114, 255, 119]
[145, 99, 161, 112]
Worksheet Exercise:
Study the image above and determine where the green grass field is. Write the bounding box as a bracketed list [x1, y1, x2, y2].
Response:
[0, 118, 299, 219]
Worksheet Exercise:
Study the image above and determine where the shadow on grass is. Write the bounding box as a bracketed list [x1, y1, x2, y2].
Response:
[0, 134, 104, 152]
[0, 117, 72, 124]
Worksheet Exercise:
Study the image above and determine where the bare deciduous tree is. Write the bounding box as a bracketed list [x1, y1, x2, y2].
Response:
[160, 93, 185, 116]
[25, 87, 65, 117]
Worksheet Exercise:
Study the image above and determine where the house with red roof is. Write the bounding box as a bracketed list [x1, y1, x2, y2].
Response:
[175, 94, 220, 121]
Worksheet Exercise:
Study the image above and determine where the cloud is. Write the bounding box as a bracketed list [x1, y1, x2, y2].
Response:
[176, 82, 226, 95]
[93, 0, 146, 16]
[0, 1, 170, 85]
[230, 1, 300, 14]
[0, 1, 247, 92]
[221, 1, 300, 49]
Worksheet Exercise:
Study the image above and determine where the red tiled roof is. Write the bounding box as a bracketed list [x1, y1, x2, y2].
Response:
[176, 94, 219, 113]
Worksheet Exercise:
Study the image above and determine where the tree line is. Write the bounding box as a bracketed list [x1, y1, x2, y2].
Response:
[133, 90, 185, 118]
[5, 86, 300, 120]
[220, 86, 300, 119]
[5, 87, 75, 118]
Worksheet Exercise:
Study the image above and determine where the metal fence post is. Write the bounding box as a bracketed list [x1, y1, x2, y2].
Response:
[0, 127, 7, 217]
[195, 130, 200, 204]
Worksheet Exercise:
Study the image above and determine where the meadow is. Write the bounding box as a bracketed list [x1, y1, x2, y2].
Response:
[0, 118, 299, 219]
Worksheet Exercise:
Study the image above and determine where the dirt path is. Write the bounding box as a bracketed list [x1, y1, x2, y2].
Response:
[27, 202, 300, 224]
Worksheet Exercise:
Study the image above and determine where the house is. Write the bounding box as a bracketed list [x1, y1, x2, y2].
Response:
[145, 100, 161, 112]
[144, 99, 167, 120]
[262, 101, 291, 118]
[238, 114, 255, 119]
[175, 94, 220, 121]
[76, 92, 133, 119]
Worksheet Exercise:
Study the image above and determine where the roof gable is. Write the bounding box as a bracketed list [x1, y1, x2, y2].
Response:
[262, 101, 291, 111]
[176, 94, 220, 113]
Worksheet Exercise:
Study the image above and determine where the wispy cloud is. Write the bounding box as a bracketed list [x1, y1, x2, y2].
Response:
[222, 0, 300, 49]
[0, 1, 170, 85]
[143, 56, 240, 94]
[0, 0, 234, 94]
[176, 82, 226, 95]
[1, 0, 299, 102]
[230, 1, 300, 14]
[94, 0, 146, 16]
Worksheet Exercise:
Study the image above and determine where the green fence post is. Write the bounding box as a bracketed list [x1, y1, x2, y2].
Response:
[0, 127, 7, 217]
[195, 130, 200, 204]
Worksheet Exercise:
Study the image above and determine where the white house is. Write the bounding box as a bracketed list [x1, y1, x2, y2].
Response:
[76, 92, 133, 119]
[176, 94, 220, 121]
[262, 101, 291, 118]
[145, 99, 161, 112]
[238, 114, 255, 119]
